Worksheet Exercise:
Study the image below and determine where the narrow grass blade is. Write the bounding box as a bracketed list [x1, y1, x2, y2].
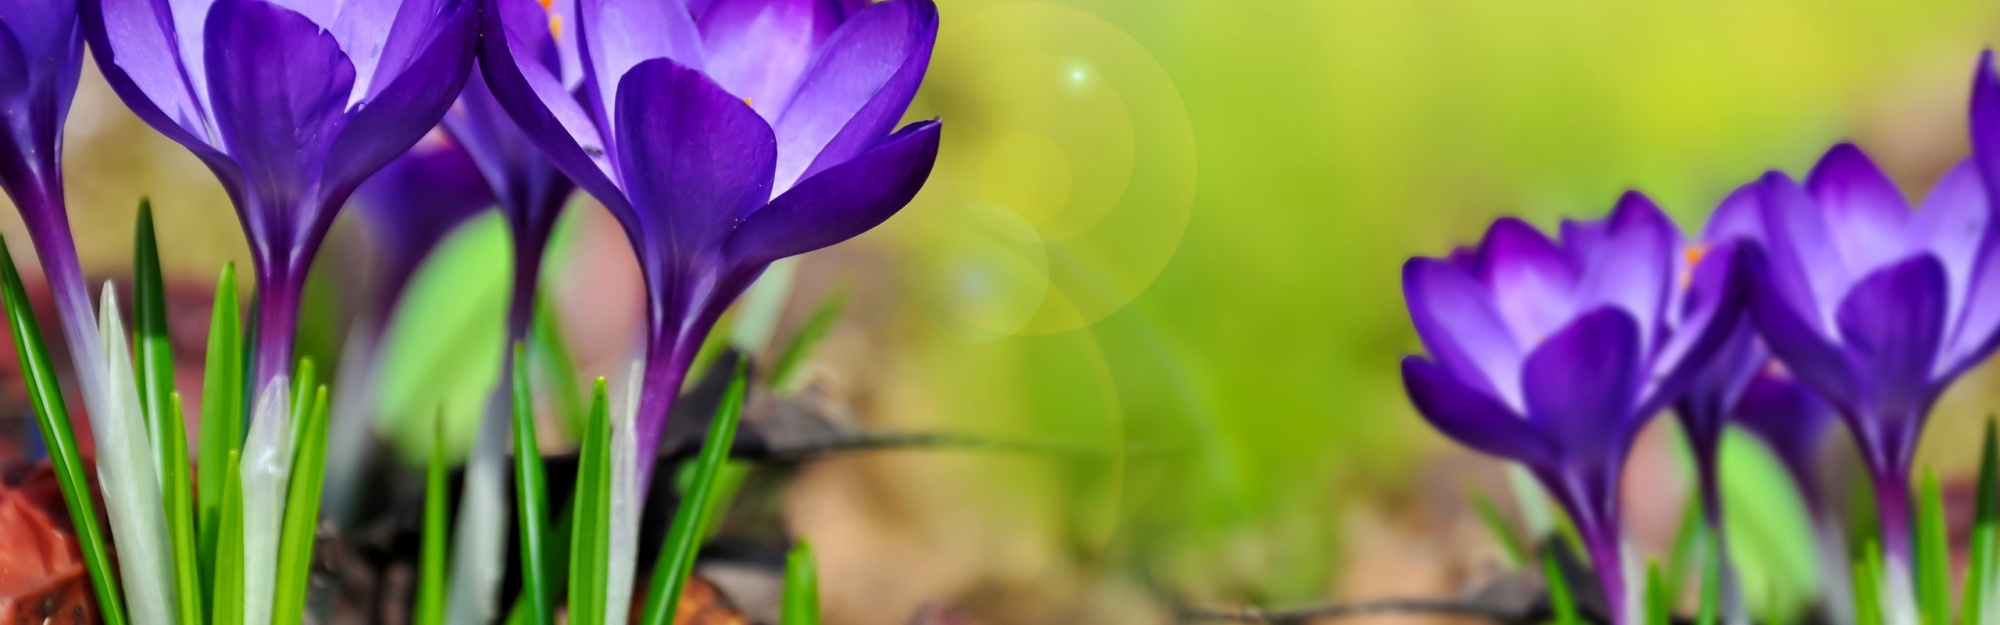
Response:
[1857, 542, 1886, 625]
[770, 291, 846, 394]
[1697, 537, 1720, 625]
[1918, 470, 1949, 625]
[1541, 550, 1579, 625]
[780, 541, 820, 625]
[273, 386, 330, 625]
[97, 283, 179, 624]
[0, 235, 128, 625]
[510, 345, 552, 625]
[289, 357, 316, 452]
[166, 394, 203, 625]
[568, 380, 612, 625]
[531, 293, 587, 439]
[696, 461, 749, 544]
[216, 450, 247, 625]
[134, 201, 177, 476]
[199, 263, 243, 598]
[639, 362, 747, 625]
[1965, 419, 2000, 625]
[1645, 560, 1670, 625]
[417, 411, 451, 625]
[1468, 489, 1527, 568]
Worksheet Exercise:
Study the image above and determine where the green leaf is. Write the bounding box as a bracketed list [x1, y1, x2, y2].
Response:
[133, 200, 179, 493]
[417, 412, 451, 625]
[1720, 430, 1818, 621]
[213, 450, 244, 625]
[1468, 489, 1527, 568]
[272, 386, 330, 625]
[1919, 470, 1950, 625]
[198, 263, 243, 600]
[511, 344, 553, 625]
[530, 293, 587, 441]
[568, 380, 613, 625]
[1964, 419, 1999, 625]
[1697, 536, 1720, 625]
[780, 540, 820, 625]
[696, 461, 750, 544]
[378, 212, 509, 464]
[1856, 542, 1886, 625]
[1645, 560, 1671, 625]
[770, 290, 846, 394]
[289, 357, 316, 454]
[0, 234, 129, 625]
[1542, 549, 1579, 625]
[640, 362, 748, 625]
[165, 394, 202, 625]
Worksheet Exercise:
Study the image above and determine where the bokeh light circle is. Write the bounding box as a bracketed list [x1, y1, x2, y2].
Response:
[900, 3, 1196, 338]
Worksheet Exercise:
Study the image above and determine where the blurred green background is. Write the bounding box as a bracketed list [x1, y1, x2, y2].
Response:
[20, 1, 2000, 622]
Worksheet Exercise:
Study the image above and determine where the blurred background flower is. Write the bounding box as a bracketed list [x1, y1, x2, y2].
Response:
[12, 0, 2000, 623]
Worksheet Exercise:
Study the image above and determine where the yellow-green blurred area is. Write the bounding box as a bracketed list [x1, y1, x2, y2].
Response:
[18, 1, 2000, 623]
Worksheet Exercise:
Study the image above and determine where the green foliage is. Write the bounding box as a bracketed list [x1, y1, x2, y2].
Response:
[641, 362, 748, 625]
[164, 394, 202, 625]
[1644, 560, 1670, 625]
[1917, 470, 1950, 625]
[198, 263, 243, 600]
[1965, 419, 2000, 625]
[1540, 549, 1579, 625]
[1696, 536, 1720, 625]
[1855, 542, 1886, 625]
[0, 235, 129, 625]
[378, 212, 509, 463]
[1720, 430, 1818, 621]
[770, 290, 847, 394]
[568, 380, 613, 625]
[531, 294, 587, 440]
[213, 450, 244, 625]
[512, 345, 554, 625]
[272, 387, 329, 625]
[1467, 489, 1526, 568]
[780, 541, 821, 625]
[417, 414, 451, 625]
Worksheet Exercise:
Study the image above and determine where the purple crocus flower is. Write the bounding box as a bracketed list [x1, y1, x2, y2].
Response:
[352, 131, 497, 322]
[1401, 194, 1747, 625]
[481, 0, 943, 482]
[0, 0, 117, 430]
[1739, 54, 2000, 568]
[1732, 367, 1838, 510]
[81, 0, 479, 398]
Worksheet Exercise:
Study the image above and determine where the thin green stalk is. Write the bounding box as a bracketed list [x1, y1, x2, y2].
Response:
[511, 344, 553, 625]
[1468, 489, 1527, 568]
[416, 413, 451, 625]
[1541, 550, 1579, 625]
[639, 362, 747, 625]
[0, 235, 128, 625]
[214, 450, 245, 625]
[1645, 560, 1670, 625]
[1964, 419, 2000, 625]
[166, 394, 202, 625]
[770, 291, 846, 394]
[272, 387, 330, 625]
[568, 380, 612, 625]
[780, 541, 821, 625]
[199, 263, 244, 600]
[1918, 470, 1950, 625]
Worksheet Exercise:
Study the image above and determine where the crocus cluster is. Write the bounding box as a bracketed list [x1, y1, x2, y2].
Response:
[1401, 52, 2000, 624]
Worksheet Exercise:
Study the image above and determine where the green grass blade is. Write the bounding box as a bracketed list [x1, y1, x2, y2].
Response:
[1697, 538, 1720, 625]
[1857, 541, 1886, 625]
[696, 461, 749, 544]
[289, 357, 316, 452]
[770, 291, 846, 394]
[133, 201, 177, 471]
[512, 344, 553, 625]
[214, 450, 244, 625]
[272, 386, 329, 625]
[165, 393, 202, 625]
[1541, 549, 1579, 625]
[1968, 419, 2000, 625]
[199, 263, 243, 600]
[0, 235, 129, 625]
[1645, 560, 1671, 625]
[531, 293, 587, 440]
[1468, 489, 1527, 568]
[416, 412, 451, 625]
[568, 380, 612, 625]
[640, 362, 747, 625]
[1919, 470, 1950, 625]
[780, 541, 821, 625]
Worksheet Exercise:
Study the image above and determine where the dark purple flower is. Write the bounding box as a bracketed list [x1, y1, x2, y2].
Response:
[481, 0, 942, 482]
[1401, 194, 1747, 625]
[81, 0, 480, 397]
[1732, 366, 1838, 510]
[441, 66, 577, 339]
[352, 131, 497, 322]
[0, 0, 116, 429]
[1740, 54, 2000, 565]
[1670, 186, 1769, 534]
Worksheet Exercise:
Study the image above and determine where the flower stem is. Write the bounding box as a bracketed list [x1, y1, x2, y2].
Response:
[251, 260, 303, 402]
[17, 195, 109, 428]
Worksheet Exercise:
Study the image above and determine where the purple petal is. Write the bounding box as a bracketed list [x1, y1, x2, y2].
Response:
[1733, 368, 1836, 491]
[1573, 191, 1675, 351]
[1522, 307, 1644, 462]
[1747, 246, 1859, 413]
[1468, 218, 1580, 345]
[1644, 241, 1751, 417]
[1756, 171, 1847, 334]
[1805, 144, 1913, 273]
[697, 0, 840, 120]
[0, 0, 81, 197]
[329, 0, 453, 100]
[577, 0, 703, 148]
[1972, 50, 2000, 192]
[612, 57, 776, 260]
[1702, 181, 1764, 245]
[444, 66, 576, 237]
[1907, 160, 2000, 373]
[353, 132, 495, 299]
[82, 0, 216, 144]
[481, 0, 632, 223]
[203, 0, 355, 208]
[769, 0, 935, 192]
[1403, 257, 1524, 410]
[727, 119, 937, 266]
[1672, 318, 1760, 445]
[1402, 356, 1554, 467]
[1836, 255, 1948, 416]
[318, 0, 476, 209]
